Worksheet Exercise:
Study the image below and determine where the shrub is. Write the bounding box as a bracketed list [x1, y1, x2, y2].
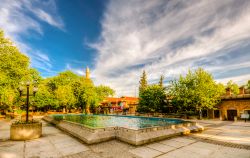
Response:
[12, 120, 39, 125]
[53, 115, 64, 121]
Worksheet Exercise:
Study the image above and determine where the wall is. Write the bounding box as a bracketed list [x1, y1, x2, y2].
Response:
[218, 99, 250, 120]
[10, 123, 42, 140]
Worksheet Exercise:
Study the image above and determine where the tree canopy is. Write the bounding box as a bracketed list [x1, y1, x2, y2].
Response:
[159, 75, 164, 89]
[139, 70, 148, 97]
[226, 80, 239, 95]
[169, 68, 225, 117]
[138, 85, 166, 113]
[34, 71, 115, 113]
[0, 29, 115, 114]
[0, 30, 31, 111]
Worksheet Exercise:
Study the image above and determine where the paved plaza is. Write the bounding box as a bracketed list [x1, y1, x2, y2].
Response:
[192, 120, 250, 146]
[0, 119, 250, 158]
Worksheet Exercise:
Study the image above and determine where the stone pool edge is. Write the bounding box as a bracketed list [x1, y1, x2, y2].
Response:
[43, 116, 204, 145]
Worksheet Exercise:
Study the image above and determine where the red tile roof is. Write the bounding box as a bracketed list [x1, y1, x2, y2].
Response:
[102, 96, 139, 103]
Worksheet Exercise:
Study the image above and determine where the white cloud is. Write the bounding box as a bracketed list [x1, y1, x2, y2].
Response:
[0, 0, 64, 74]
[216, 74, 250, 86]
[0, 1, 42, 38]
[66, 64, 85, 76]
[26, 0, 64, 30]
[91, 0, 250, 96]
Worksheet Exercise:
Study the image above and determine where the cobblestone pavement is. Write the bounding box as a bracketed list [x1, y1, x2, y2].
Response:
[0, 119, 250, 158]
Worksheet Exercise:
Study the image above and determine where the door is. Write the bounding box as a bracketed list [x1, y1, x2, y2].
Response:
[227, 110, 237, 121]
[202, 110, 208, 118]
[214, 110, 220, 118]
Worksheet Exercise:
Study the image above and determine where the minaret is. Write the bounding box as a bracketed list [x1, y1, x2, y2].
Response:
[86, 67, 90, 79]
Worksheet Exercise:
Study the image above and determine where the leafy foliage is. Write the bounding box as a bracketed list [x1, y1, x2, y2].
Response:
[95, 85, 115, 103]
[0, 29, 115, 113]
[0, 31, 30, 87]
[169, 68, 225, 114]
[139, 70, 148, 96]
[0, 30, 32, 110]
[72, 78, 96, 113]
[12, 120, 39, 125]
[36, 71, 115, 113]
[226, 80, 239, 95]
[53, 115, 64, 121]
[33, 82, 57, 109]
[159, 75, 164, 88]
[138, 85, 166, 113]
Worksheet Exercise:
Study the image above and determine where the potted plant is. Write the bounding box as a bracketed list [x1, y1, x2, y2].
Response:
[10, 81, 42, 140]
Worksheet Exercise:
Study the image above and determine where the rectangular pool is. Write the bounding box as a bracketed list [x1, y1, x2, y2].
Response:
[53, 114, 186, 129]
[44, 114, 204, 145]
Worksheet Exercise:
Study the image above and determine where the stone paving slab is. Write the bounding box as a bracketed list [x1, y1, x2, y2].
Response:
[0, 120, 90, 158]
[156, 148, 201, 158]
[89, 140, 136, 158]
[155, 141, 250, 158]
[202, 129, 222, 135]
[1, 119, 250, 158]
[182, 142, 219, 156]
[63, 151, 101, 158]
[130, 137, 250, 158]
[214, 146, 250, 158]
[168, 137, 197, 144]
[0, 141, 24, 158]
[147, 143, 175, 153]
[158, 139, 188, 148]
[192, 121, 250, 147]
[129, 147, 163, 158]
[58, 145, 89, 157]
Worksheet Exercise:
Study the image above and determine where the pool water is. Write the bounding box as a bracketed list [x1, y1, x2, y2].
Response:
[52, 114, 186, 130]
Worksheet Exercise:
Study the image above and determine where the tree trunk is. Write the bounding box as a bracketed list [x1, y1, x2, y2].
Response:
[85, 105, 90, 114]
[199, 108, 202, 120]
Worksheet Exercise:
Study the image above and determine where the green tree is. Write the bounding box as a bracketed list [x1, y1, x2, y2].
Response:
[0, 31, 30, 87]
[33, 80, 58, 111]
[95, 85, 115, 103]
[52, 71, 80, 87]
[46, 71, 80, 112]
[0, 30, 32, 112]
[247, 80, 250, 89]
[28, 68, 42, 83]
[72, 78, 95, 114]
[226, 80, 239, 95]
[139, 70, 148, 96]
[0, 87, 16, 110]
[0, 29, 116, 114]
[169, 68, 225, 119]
[159, 75, 164, 88]
[55, 85, 76, 112]
[138, 85, 166, 113]
[72, 80, 115, 114]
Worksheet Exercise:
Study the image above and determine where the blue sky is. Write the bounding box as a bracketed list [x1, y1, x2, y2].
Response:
[1, 0, 250, 96]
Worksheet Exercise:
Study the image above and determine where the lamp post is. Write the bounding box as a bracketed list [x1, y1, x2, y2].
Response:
[18, 81, 38, 123]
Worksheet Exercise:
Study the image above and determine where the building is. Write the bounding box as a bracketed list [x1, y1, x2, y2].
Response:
[82, 68, 139, 114]
[86, 67, 90, 79]
[101, 96, 139, 114]
[208, 87, 250, 120]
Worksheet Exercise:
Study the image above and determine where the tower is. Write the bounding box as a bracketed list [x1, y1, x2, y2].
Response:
[86, 67, 90, 79]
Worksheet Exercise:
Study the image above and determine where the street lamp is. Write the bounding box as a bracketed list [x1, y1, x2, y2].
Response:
[18, 81, 38, 123]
